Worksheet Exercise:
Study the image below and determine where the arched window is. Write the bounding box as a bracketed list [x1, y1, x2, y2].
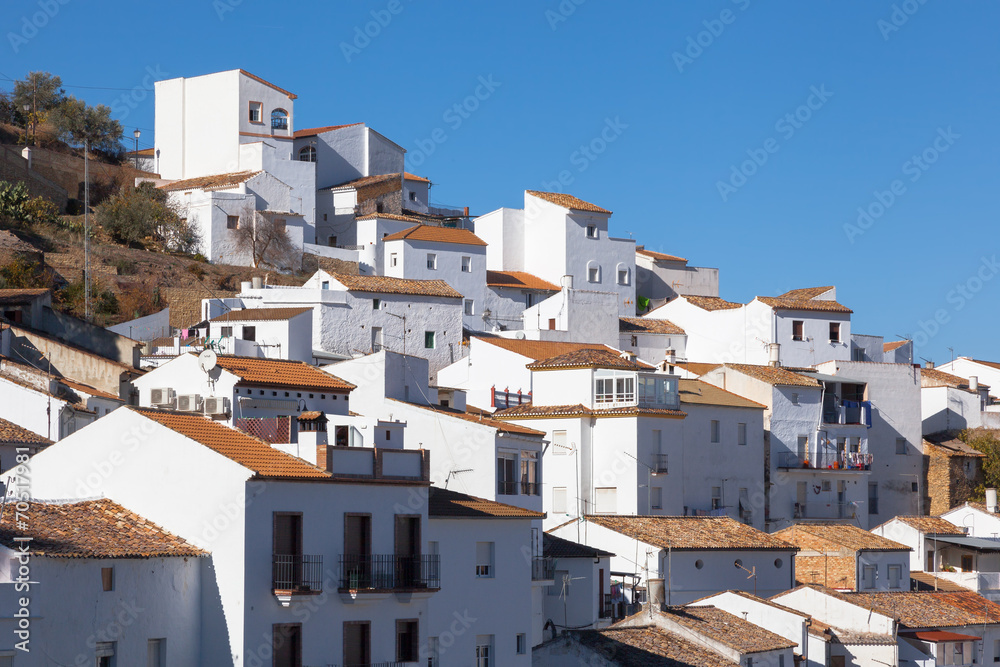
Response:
[298, 146, 316, 162]
[586, 261, 601, 284]
[271, 109, 289, 130]
[616, 263, 630, 285]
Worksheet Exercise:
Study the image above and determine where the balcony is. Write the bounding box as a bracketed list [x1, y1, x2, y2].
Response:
[498, 480, 517, 496]
[777, 451, 873, 471]
[325, 447, 428, 482]
[492, 385, 531, 409]
[337, 554, 440, 592]
[272, 554, 324, 594]
[521, 481, 540, 496]
[793, 501, 856, 520]
[532, 557, 555, 581]
[652, 454, 668, 474]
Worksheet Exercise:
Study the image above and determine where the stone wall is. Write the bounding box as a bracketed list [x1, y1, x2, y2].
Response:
[0, 145, 68, 210]
[925, 445, 983, 515]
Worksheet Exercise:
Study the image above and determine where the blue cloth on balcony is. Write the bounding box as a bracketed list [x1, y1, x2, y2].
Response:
[842, 400, 873, 428]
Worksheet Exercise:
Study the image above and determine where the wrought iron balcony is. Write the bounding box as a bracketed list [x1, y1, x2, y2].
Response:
[272, 554, 324, 593]
[338, 554, 440, 591]
[652, 454, 669, 474]
[532, 557, 555, 581]
[497, 480, 517, 496]
[777, 451, 873, 471]
[521, 481, 540, 496]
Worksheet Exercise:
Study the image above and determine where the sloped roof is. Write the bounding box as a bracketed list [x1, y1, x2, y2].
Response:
[381, 225, 487, 246]
[134, 407, 330, 479]
[584, 515, 795, 551]
[386, 398, 545, 437]
[725, 364, 821, 387]
[355, 212, 422, 222]
[636, 247, 687, 263]
[620, 317, 685, 335]
[324, 172, 399, 191]
[403, 172, 430, 183]
[0, 416, 51, 445]
[525, 190, 611, 214]
[884, 340, 910, 352]
[428, 487, 543, 519]
[879, 516, 967, 536]
[778, 286, 834, 300]
[674, 362, 722, 377]
[158, 170, 261, 192]
[756, 296, 853, 314]
[684, 296, 743, 311]
[678, 379, 766, 409]
[773, 523, 910, 553]
[527, 348, 656, 371]
[0, 288, 49, 305]
[239, 69, 297, 99]
[292, 122, 362, 138]
[210, 307, 312, 323]
[473, 336, 611, 361]
[923, 432, 986, 458]
[214, 355, 355, 392]
[568, 627, 740, 666]
[966, 358, 1000, 372]
[0, 499, 206, 558]
[543, 532, 614, 559]
[921, 367, 988, 393]
[331, 273, 462, 298]
[58, 377, 121, 401]
[485, 271, 560, 291]
[846, 591, 1000, 629]
[661, 606, 797, 654]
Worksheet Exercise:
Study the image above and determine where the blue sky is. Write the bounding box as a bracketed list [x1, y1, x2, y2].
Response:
[4, 0, 998, 364]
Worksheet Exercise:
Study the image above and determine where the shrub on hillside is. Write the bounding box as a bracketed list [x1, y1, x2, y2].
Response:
[0, 256, 52, 289]
[0, 180, 61, 228]
[97, 182, 200, 253]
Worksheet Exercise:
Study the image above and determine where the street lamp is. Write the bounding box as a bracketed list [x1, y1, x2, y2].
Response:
[133, 129, 141, 170]
[22, 104, 31, 145]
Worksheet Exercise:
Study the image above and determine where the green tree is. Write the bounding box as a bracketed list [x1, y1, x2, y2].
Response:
[964, 428, 1000, 498]
[13, 72, 66, 144]
[51, 96, 124, 158]
[97, 182, 200, 253]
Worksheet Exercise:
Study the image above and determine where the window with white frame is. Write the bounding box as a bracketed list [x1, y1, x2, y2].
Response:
[711, 486, 722, 510]
[595, 371, 635, 405]
[464, 299, 474, 316]
[271, 108, 288, 130]
[148, 639, 165, 667]
[390, 253, 398, 267]
[595, 487, 617, 514]
[461, 256, 471, 272]
[248, 101, 262, 123]
[476, 542, 495, 578]
[427, 637, 439, 667]
[476, 635, 494, 667]
[426, 253, 437, 270]
[586, 225, 598, 238]
[497, 452, 517, 496]
[617, 263, 630, 285]
[552, 430, 569, 455]
[520, 451, 539, 496]
[552, 487, 567, 514]
[298, 145, 316, 162]
[587, 262, 600, 283]
[516, 633, 527, 655]
[96, 642, 115, 667]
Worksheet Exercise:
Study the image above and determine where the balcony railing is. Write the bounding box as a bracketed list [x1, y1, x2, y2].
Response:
[492, 385, 531, 409]
[777, 451, 873, 471]
[272, 554, 324, 593]
[652, 454, 668, 474]
[498, 480, 517, 496]
[521, 481, 540, 496]
[600, 593, 615, 619]
[794, 501, 856, 520]
[532, 557, 555, 581]
[338, 554, 440, 590]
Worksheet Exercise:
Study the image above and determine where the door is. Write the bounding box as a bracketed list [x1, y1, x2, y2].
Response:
[343, 622, 370, 666]
[344, 514, 371, 588]
[372, 326, 383, 352]
[837, 480, 847, 518]
[599, 567, 606, 618]
[273, 513, 302, 590]
[273, 624, 301, 667]
[395, 515, 421, 587]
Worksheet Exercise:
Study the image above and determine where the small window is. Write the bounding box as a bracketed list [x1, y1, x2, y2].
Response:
[552, 487, 567, 514]
[271, 108, 288, 130]
[328, 235, 337, 246]
[461, 256, 472, 273]
[868, 482, 879, 515]
[516, 633, 527, 655]
[595, 487, 617, 514]
[830, 322, 841, 343]
[148, 639, 165, 667]
[102, 567, 114, 591]
[896, 438, 907, 455]
[96, 642, 116, 667]
[548, 318, 557, 330]
[476, 636, 494, 667]
[274, 218, 286, 233]
[630, 335, 638, 346]
[588, 266, 600, 283]
[390, 253, 398, 267]
[298, 145, 316, 162]
[710, 420, 720, 443]
[651, 487, 662, 510]
[586, 225, 598, 238]
[464, 299, 474, 316]
[372, 298, 381, 310]
[226, 215, 239, 229]
[617, 268, 630, 285]
[243, 326, 256, 342]
[248, 101, 262, 123]
[221, 326, 233, 337]
[409, 191, 417, 201]
[792, 320, 804, 341]
[385, 430, 391, 441]
[711, 486, 722, 510]
[424, 331, 435, 349]
[862, 564, 876, 589]
[476, 542, 495, 578]
[791, 393, 799, 405]
[737, 422, 747, 446]
[426, 253, 437, 270]
[888, 564, 902, 588]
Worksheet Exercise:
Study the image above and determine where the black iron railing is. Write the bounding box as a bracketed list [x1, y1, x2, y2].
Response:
[497, 480, 517, 496]
[531, 557, 555, 580]
[600, 593, 614, 619]
[521, 481, 540, 496]
[653, 454, 668, 474]
[272, 554, 324, 592]
[338, 554, 440, 590]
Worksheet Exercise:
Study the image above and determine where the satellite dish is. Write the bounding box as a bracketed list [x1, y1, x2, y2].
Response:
[515, 331, 527, 340]
[198, 349, 218, 373]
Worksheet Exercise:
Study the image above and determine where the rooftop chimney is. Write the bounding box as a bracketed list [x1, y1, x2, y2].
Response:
[988, 488, 998, 514]
[970, 376, 979, 392]
[925, 360, 934, 369]
[768, 343, 781, 368]
[561, 275, 573, 290]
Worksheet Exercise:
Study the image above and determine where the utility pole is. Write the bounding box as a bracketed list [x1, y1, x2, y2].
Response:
[84, 138, 90, 321]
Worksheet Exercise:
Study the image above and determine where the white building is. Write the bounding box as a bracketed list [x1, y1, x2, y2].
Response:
[542, 533, 616, 633]
[937, 357, 1000, 397]
[0, 415, 50, 471]
[547, 515, 798, 605]
[206, 306, 313, 362]
[483, 270, 560, 332]
[520, 282, 622, 346]
[634, 245, 719, 306]
[619, 316, 687, 367]
[943, 501, 1000, 540]
[474, 191, 636, 316]
[921, 366, 991, 434]
[0, 357, 102, 440]
[0, 498, 205, 666]
[649, 287, 853, 368]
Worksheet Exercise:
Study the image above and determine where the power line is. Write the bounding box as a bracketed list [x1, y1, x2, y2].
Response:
[0, 76, 146, 93]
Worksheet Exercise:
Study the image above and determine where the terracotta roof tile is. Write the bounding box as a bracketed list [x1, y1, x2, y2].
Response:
[331, 273, 462, 298]
[684, 296, 743, 311]
[569, 626, 740, 666]
[403, 172, 431, 183]
[158, 170, 261, 192]
[620, 317, 685, 335]
[921, 367, 988, 393]
[58, 378, 121, 401]
[661, 606, 797, 653]
[473, 336, 611, 361]
[381, 225, 487, 246]
[386, 399, 545, 436]
[0, 499, 206, 558]
[773, 523, 910, 553]
[355, 212, 422, 222]
[292, 122, 362, 138]
[756, 296, 853, 314]
[296, 411, 326, 421]
[494, 403, 687, 419]
[544, 533, 614, 559]
[0, 288, 49, 305]
[923, 433, 986, 458]
[967, 358, 1000, 372]
[215, 355, 354, 392]
[526, 190, 611, 214]
[210, 307, 312, 323]
[485, 271, 560, 291]
[725, 364, 821, 387]
[778, 286, 835, 300]
[527, 348, 656, 371]
[883, 516, 967, 535]
[0, 417, 51, 445]
[134, 407, 330, 479]
[845, 591, 1000, 629]
[584, 515, 796, 551]
[678, 379, 766, 409]
[324, 173, 399, 191]
[636, 247, 687, 263]
[428, 487, 543, 519]
[910, 572, 969, 592]
[674, 362, 722, 377]
[884, 340, 910, 352]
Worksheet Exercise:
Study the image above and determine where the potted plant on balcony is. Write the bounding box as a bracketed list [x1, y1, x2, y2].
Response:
[802, 459, 810, 469]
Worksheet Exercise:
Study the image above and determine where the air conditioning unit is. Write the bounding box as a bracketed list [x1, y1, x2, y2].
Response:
[151, 388, 175, 407]
[177, 394, 202, 412]
[203, 397, 230, 416]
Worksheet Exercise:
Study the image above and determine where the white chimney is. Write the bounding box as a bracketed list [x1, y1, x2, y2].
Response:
[665, 347, 677, 365]
[970, 376, 979, 392]
[561, 275, 573, 290]
[240, 281, 252, 293]
[768, 343, 781, 368]
[925, 360, 934, 369]
[988, 488, 998, 514]
[251, 276, 263, 290]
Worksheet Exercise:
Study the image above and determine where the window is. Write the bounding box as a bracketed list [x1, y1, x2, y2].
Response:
[852, 347, 865, 361]
[516, 633, 527, 655]
[343, 622, 370, 667]
[476, 635, 494, 667]
[248, 101, 262, 123]
[0, 655, 14, 667]
[737, 423, 747, 446]
[390, 253, 398, 267]
[424, 331, 435, 349]
[396, 620, 418, 663]
[321, 281, 329, 290]
[710, 420, 720, 443]
[896, 438, 907, 455]
[464, 299, 474, 316]
[588, 265, 600, 283]
[868, 482, 879, 515]
[962, 555, 974, 572]
[328, 235, 337, 246]
[476, 542, 495, 578]
[227, 215, 239, 229]
[651, 487, 662, 510]
[797, 435, 808, 459]
[888, 564, 902, 588]
[630, 334, 638, 346]
[427, 637, 439, 667]
[426, 253, 437, 270]
[548, 318, 557, 330]
[552, 430, 569, 455]
[520, 451, 539, 496]
[102, 567, 114, 591]
[497, 452, 517, 495]
[552, 487, 567, 514]
[409, 190, 417, 202]
[711, 486, 722, 510]
[147, 638, 165, 667]
[862, 564, 876, 589]
[595, 487, 617, 514]
[461, 256, 472, 272]
[829, 322, 841, 343]
[618, 269, 629, 284]
[372, 298, 381, 310]
[791, 392, 799, 405]
[243, 326, 256, 342]
[96, 642, 115, 667]
[271, 108, 289, 130]
[298, 146, 316, 162]
[274, 218, 286, 233]
[792, 320, 804, 341]
[586, 225, 597, 238]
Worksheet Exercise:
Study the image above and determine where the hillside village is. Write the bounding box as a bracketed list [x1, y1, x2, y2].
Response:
[2, 68, 1000, 666]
